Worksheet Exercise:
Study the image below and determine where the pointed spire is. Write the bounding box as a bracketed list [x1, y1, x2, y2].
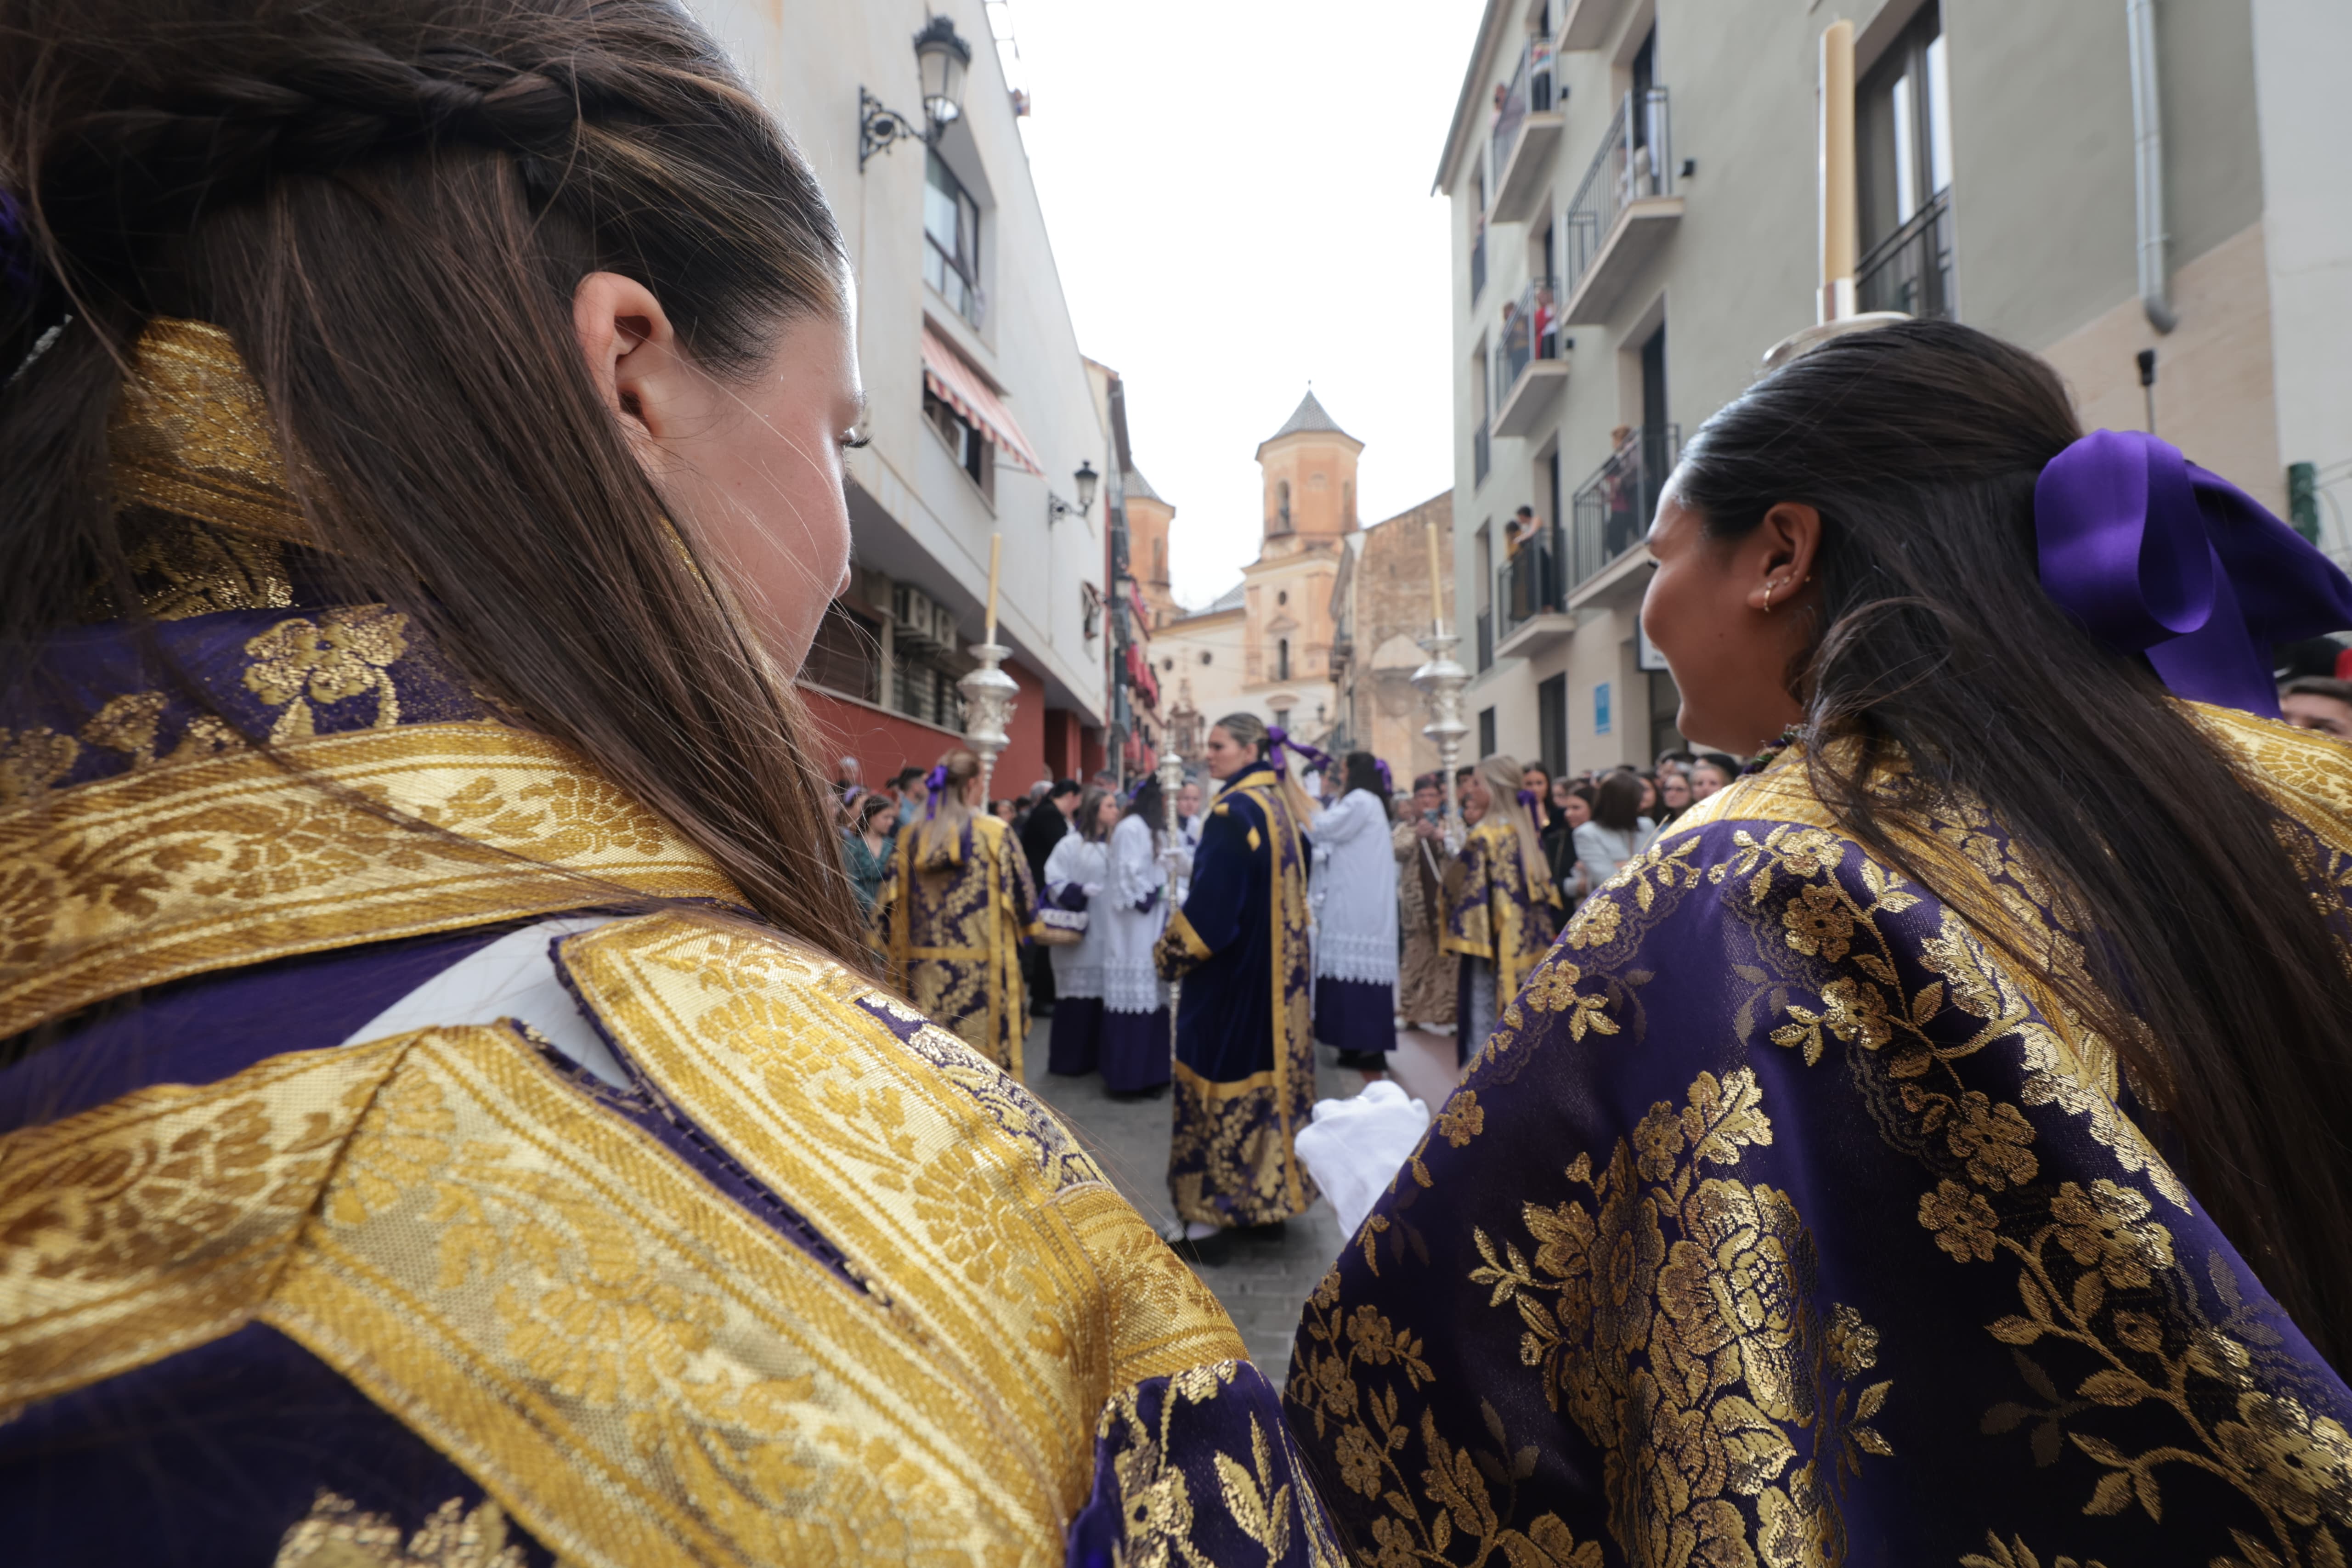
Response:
[1266, 389, 1354, 443]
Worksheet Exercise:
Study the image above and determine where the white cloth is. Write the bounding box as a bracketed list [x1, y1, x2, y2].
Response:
[1307, 788, 1400, 985]
[1041, 833, 1109, 998]
[1101, 813, 1170, 1015]
[340, 915, 630, 1088]
[1295, 1080, 1432, 1243]
[1572, 816, 1658, 892]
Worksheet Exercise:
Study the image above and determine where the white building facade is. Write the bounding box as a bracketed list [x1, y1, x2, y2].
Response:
[693, 0, 1118, 788]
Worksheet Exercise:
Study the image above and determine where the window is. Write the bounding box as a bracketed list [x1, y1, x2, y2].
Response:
[1276, 589, 1288, 606]
[1152, 539, 1165, 579]
[1163, 657, 1175, 671]
[1538, 673, 1566, 776]
[923, 387, 994, 498]
[1858, 6, 1952, 251]
[1478, 707, 1497, 758]
[1344, 479, 1355, 526]
[1274, 481, 1292, 532]
[1278, 639, 1291, 680]
[1200, 651, 1211, 665]
[924, 152, 984, 327]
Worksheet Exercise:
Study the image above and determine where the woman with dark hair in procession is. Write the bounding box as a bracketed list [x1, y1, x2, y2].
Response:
[879, 747, 1041, 1072]
[1441, 753, 1562, 1064]
[1154, 713, 1321, 1253]
[1097, 774, 1173, 1096]
[1571, 767, 1657, 893]
[1038, 785, 1115, 1077]
[0, 0, 1334, 1557]
[1307, 751, 1399, 1070]
[1287, 318, 2352, 1566]
[1394, 770, 1457, 1030]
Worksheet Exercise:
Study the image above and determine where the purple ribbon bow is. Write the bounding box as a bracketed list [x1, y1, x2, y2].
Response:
[1265, 725, 1337, 776]
[1374, 759, 1394, 796]
[923, 762, 950, 820]
[1516, 788, 1539, 810]
[2035, 430, 2352, 719]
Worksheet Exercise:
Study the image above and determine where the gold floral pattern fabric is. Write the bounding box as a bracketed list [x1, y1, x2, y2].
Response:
[879, 814, 1040, 1073]
[274, 1490, 532, 1568]
[1442, 815, 1562, 1017]
[1284, 711, 2352, 1568]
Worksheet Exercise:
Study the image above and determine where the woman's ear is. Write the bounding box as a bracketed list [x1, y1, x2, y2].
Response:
[1744, 502, 1824, 612]
[573, 271, 683, 448]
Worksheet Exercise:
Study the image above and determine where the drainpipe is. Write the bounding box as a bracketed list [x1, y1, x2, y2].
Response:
[2127, 0, 2177, 333]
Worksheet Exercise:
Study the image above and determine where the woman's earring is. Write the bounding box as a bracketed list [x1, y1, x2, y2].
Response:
[1762, 579, 1776, 614]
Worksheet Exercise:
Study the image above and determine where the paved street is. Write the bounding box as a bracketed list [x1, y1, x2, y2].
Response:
[1021, 1020, 1462, 1381]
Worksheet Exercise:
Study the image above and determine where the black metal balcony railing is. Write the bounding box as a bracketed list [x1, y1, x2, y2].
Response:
[1472, 417, 1492, 489]
[1492, 274, 1562, 413]
[1568, 424, 1680, 588]
[1496, 522, 1564, 640]
[1490, 39, 1557, 189]
[1470, 225, 1487, 301]
[1858, 187, 1955, 321]
[1561, 87, 1673, 306]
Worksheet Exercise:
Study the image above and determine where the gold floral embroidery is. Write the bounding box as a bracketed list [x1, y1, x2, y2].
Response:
[274, 1489, 529, 1568]
[243, 607, 410, 742]
[119, 515, 296, 621]
[0, 725, 79, 805]
[1436, 1091, 1484, 1148]
[1958, 1534, 2111, 1568]
[78, 691, 171, 768]
[1291, 1070, 1890, 1568]
[1092, 1361, 1344, 1568]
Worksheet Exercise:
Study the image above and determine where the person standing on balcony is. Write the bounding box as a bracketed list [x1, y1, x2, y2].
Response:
[1602, 423, 1641, 559]
[1396, 773, 1458, 1031]
[1155, 713, 1320, 1255]
[1444, 754, 1563, 1064]
[1533, 282, 1557, 359]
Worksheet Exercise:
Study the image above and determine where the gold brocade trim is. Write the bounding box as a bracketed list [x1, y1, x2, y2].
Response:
[111, 317, 314, 546]
[0, 720, 739, 1038]
[1171, 1059, 1279, 1103]
[275, 1489, 531, 1568]
[555, 915, 1244, 1503]
[1162, 909, 1213, 963]
[881, 814, 1029, 1074]
[1221, 771, 1314, 1217]
[0, 1036, 409, 1412]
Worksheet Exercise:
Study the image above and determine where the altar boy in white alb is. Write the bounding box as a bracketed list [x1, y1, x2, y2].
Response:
[1306, 752, 1399, 1069]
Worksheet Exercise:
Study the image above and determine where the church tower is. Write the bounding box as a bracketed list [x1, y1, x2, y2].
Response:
[1253, 391, 1363, 557]
[1123, 463, 1179, 629]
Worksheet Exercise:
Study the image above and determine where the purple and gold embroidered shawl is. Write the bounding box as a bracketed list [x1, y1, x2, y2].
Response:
[1285, 707, 2352, 1568]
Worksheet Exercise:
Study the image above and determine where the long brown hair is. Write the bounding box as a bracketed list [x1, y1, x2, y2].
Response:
[1, 0, 869, 968]
[1674, 318, 2352, 1362]
[910, 750, 981, 868]
[1475, 753, 1546, 889]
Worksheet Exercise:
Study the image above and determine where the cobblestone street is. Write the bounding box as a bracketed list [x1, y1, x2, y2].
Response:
[1021, 1021, 1461, 1382]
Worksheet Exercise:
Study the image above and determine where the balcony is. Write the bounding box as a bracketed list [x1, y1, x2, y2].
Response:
[1490, 275, 1570, 438]
[1858, 187, 1956, 321]
[1567, 424, 1679, 596]
[1494, 522, 1575, 658]
[1556, 0, 1632, 51]
[1473, 416, 1491, 490]
[1489, 40, 1563, 224]
[1559, 88, 1682, 326]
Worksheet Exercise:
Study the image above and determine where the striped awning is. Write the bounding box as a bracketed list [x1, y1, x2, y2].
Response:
[920, 326, 1044, 475]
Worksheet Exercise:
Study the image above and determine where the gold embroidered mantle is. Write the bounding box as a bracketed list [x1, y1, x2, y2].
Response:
[1, 910, 1252, 1567]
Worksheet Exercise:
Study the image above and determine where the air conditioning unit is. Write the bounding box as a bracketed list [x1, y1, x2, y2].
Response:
[892, 583, 943, 652]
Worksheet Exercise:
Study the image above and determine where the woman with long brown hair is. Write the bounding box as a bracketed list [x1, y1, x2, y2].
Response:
[1441, 752, 1562, 1064]
[0, 1, 1334, 1558]
[876, 747, 1040, 1073]
[1286, 319, 2352, 1567]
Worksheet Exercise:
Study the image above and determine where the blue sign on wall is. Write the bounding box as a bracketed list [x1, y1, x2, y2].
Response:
[1594, 680, 1612, 736]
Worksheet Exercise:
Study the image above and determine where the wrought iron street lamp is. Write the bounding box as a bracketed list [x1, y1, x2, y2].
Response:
[859, 17, 974, 171]
[1048, 459, 1101, 524]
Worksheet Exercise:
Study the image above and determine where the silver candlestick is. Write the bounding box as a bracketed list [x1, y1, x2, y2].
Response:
[957, 643, 1019, 804]
[1413, 629, 1470, 854]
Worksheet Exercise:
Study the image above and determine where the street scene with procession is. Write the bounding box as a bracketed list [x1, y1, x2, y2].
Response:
[5, 0, 2351, 1562]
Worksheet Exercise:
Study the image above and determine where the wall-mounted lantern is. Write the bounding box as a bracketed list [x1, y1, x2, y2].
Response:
[860, 17, 974, 172]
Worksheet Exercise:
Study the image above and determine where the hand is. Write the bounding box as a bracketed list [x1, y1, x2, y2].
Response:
[1414, 816, 1443, 842]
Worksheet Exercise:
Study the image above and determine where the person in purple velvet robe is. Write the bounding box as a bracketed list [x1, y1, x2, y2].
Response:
[0, 5, 1337, 1563]
[1284, 319, 2352, 1567]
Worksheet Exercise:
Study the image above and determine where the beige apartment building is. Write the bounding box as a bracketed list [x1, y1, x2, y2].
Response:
[1438, 0, 2352, 775]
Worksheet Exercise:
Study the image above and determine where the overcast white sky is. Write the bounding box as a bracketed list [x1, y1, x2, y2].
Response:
[1001, 0, 1487, 610]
